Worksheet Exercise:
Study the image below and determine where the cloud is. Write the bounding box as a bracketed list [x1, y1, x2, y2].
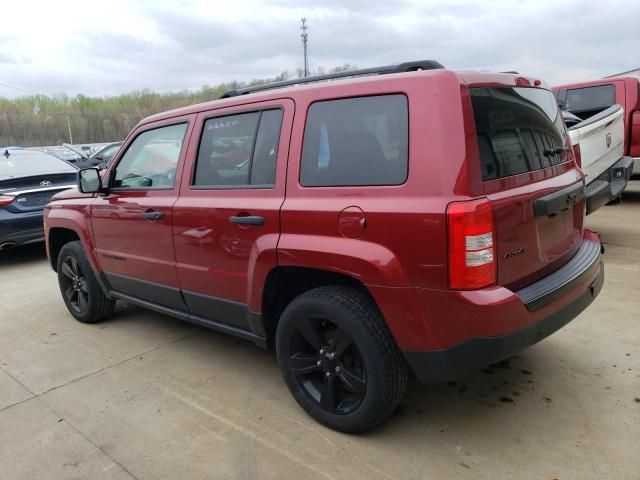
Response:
[0, 0, 637, 98]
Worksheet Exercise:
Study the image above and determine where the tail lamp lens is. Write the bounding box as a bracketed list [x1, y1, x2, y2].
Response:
[447, 198, 496, 289]
[572, 143, 582, 168]
[0, 195, 14, 206]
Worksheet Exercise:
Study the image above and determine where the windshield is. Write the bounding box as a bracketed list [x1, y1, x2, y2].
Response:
[0, 151, 76, 179]
[97, 143, 121, 161]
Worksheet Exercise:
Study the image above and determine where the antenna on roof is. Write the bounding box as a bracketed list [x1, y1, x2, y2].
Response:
[3, 150, 9, 158]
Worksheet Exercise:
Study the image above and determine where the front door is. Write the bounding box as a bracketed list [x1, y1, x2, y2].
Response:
[172, 100, 293, 332]
[91, 118, 195, 310]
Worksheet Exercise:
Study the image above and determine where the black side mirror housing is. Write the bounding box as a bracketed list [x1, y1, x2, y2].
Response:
[78, 168, 104, 194]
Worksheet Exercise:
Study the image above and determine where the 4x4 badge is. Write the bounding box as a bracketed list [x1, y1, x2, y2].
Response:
[504, 247, 525, 259]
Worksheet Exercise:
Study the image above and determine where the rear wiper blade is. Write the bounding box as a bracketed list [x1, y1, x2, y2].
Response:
[543, 146, 568, 156]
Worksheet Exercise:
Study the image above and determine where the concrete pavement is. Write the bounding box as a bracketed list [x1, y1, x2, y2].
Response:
[1, 183, 639, 479]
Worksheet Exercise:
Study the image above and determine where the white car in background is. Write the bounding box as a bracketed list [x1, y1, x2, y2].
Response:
[563, 104, 634, 214]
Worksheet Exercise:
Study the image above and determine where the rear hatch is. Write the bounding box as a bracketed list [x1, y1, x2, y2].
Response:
[469, 86, 584, 290]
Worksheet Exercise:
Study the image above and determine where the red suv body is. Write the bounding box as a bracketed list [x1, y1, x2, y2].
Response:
[553, 76, 640, 176]
[44, 63, 604, 432]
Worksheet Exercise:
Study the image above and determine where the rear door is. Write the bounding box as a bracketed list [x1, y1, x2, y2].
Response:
[470, 86, 584, 290]
[91, 118, 195, 309]
[172, 99, 293, 329]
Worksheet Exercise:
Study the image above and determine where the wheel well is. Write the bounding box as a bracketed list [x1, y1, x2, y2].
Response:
[49, 228, 80, 271]
[261, 266, 371, 347]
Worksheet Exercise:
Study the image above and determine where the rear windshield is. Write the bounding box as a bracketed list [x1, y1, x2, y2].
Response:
[471, 87, 568, 181]
[565, 84, 615, 114]
[0, 151, 76, 179]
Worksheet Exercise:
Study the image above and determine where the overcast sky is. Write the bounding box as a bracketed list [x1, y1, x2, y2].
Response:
[0, 0, 638, 98]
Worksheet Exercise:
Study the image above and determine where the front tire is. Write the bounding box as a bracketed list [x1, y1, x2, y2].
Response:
[57, 241, 115, 323]
[276, 286, 407, 433]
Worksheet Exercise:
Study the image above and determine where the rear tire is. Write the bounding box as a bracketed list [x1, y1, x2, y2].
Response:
[57, 241, 115, 323]
[276, 286, 407, 433]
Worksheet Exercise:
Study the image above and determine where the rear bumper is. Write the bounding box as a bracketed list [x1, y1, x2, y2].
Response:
[586, 156, 634, 215]
[387, 231, 604, 383]
[0, 209, 45, 246]
[631, 157, 640, 177]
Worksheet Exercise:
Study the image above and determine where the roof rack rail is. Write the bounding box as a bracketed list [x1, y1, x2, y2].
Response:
[220, 60, 444, 98]
[500, 70, 519, 74]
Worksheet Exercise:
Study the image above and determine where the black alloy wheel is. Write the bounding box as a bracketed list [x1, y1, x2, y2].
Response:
[59, 255, 89, 314]
[56, 240, 115, 323]
[276, 286, 408, 433]
[288, 314, 367, 415]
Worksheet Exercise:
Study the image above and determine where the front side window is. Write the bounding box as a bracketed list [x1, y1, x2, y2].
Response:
[300, 95, 409, 187]
[193, 109, 283, 187]
[113, 123, 187, 189]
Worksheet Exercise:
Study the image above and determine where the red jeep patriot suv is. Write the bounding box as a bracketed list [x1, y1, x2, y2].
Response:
[44, 61, 604, 433]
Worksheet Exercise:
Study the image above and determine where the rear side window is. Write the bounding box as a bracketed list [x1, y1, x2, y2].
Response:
[301, 95, 408, 187]
[565, 84, 615, 115]
[193, 109, 283, 187]
[471, 87, 568, 181]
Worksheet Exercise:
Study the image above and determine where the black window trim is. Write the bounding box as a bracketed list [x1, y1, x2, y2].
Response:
[299, 92, 410, 188]
[190, 106, 285, 190]
[108, 121, 190, 192]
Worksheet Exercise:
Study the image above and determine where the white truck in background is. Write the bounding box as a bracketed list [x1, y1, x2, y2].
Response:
[563, 104, 634, 214]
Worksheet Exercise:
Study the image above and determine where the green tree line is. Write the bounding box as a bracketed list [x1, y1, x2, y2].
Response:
[0, 65, 356, 147]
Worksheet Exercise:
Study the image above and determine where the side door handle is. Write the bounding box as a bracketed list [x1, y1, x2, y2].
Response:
[141, 210, 165, 221]
[229, 215, 264, 225]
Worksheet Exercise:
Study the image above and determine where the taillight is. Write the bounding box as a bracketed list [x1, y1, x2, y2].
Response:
[0, 195, 14, 206]
[447, 198, 496, 290]
[572, 143, 582, 168]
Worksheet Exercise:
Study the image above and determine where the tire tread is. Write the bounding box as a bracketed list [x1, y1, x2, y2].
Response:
[277, 285, 408, 432]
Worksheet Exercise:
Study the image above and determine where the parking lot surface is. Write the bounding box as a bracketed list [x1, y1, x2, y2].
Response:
[1, 183, 639, 480]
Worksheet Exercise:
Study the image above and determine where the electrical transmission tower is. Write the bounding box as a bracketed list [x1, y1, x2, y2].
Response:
[300, 18, 309, 77]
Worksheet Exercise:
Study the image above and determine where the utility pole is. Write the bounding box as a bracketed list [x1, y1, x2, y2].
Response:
[65, 114, 73, 144]
[300, 18, 309, 77]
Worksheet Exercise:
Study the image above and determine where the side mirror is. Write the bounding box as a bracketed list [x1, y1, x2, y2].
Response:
[78, 168, 104, 193]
